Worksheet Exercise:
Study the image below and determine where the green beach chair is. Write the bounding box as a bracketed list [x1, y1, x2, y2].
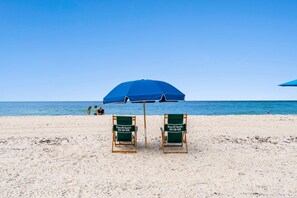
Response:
[112, 115, 137, 153]
[161, 114, 188, 154]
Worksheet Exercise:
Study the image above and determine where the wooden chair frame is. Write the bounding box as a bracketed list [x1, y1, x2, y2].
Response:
[161, 114, 188, 154]
[112, 115, 137, 153]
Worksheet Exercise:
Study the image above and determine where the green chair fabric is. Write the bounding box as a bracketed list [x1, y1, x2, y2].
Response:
[116, 116, 133, 125]
[113, 116, 135, 142]
[167, 132, 183, 143]
[165, 114, 186, 144]
[117, 132, 132, 142]
[167, 114, 184, 124]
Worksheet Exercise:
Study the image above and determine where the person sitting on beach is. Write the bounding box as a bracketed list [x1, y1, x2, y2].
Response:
[87, 106, 92, 115]
[97, 107, 104, 115]
[94, 105, 98, 115]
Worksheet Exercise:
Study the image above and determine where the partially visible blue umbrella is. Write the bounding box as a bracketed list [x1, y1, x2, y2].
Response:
[103, 79, 185, 148]
[279, 79, 297, 87]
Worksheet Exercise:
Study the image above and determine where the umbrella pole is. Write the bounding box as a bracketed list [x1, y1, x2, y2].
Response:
[143, 102, 147, 149]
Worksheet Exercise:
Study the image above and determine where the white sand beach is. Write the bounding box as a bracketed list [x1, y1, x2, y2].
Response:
[1, 115, 297, 197]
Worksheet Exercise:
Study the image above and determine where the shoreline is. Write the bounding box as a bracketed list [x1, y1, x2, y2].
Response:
[1, 113, 297, 117]
[1, 101, 297, 117]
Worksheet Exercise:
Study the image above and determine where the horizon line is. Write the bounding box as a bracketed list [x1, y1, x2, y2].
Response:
[1, 99, 297, 102]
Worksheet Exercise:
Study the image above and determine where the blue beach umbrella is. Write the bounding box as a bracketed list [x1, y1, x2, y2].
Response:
[279, 79, 297, 87]
[103, 79, 185, 148]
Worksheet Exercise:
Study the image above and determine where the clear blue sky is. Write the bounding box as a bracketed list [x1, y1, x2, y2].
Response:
[0, 0, 296, 101]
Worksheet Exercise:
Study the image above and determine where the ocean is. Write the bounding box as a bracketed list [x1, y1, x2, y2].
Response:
[0, 101, 297, 116]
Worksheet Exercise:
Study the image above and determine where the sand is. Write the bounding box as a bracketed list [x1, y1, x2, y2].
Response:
[0, 115, 297, 197]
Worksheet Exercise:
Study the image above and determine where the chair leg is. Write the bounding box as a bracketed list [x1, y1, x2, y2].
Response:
[183, 132, 187, 143]
[135, 133, 137, 152]
[112, 132, 115, 153]
[185, 132, 188, 153]
[162, 132, 165, 154]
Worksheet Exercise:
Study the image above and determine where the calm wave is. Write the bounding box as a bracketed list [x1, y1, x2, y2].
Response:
[0, 101, 297, 116]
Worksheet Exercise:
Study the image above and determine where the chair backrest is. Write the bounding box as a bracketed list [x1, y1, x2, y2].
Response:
[167, 114, 185, 124]
[115, 116, 134, 125]
[164, 114, 187, 132]
[164, 114, 187, 143]
[113, 116, 136, 142]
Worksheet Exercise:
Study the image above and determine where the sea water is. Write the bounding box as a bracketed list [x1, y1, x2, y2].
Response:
[0, 101, 297, 116]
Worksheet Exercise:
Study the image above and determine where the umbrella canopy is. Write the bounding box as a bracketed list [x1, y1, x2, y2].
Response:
[103, 79, 185, 104]
[103, 79, 185, 148]
[279, 79, 297, 87]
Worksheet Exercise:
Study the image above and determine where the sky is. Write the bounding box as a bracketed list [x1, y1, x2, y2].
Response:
[0, 0, 296, 101]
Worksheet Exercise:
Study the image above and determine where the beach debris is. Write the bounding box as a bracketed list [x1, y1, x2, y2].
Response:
[214, 135, 297, 145]
[0, 139, 8, 144]
[42, 147, 54, 152]
[285, 136, 297, 143]
[38, 137, 69, 145]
